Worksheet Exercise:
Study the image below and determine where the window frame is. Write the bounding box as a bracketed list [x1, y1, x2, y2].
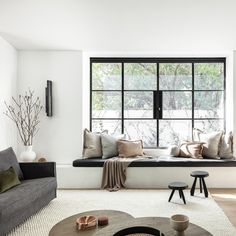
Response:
[90, 57, 226, 147]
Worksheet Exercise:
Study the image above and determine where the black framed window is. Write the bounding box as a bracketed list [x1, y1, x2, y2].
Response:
[90, 58, 226, 147]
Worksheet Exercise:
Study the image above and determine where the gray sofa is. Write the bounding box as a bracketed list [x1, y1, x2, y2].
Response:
[0, 148, 57, 236]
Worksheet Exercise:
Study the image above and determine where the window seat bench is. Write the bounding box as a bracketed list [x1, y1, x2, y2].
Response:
[56, 157, 236, 189]
[73, 156, 236, 168]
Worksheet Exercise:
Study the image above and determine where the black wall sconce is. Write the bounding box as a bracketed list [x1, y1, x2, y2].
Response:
[45, 80, 53, 117]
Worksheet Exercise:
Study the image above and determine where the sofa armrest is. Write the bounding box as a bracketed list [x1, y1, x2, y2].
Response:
[19, 162, 56, 180]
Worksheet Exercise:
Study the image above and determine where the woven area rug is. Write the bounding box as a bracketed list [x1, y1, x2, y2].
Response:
[8, 189, 236, 236]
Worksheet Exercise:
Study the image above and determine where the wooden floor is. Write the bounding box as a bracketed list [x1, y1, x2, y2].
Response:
[210, 189, 236, 227]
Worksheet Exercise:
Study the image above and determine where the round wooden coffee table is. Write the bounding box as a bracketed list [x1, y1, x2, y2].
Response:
[49, 210, 212, 236]
[49, 210, 134, 236]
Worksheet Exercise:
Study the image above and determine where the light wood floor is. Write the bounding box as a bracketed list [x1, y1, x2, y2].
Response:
[210, 189, 236, 227]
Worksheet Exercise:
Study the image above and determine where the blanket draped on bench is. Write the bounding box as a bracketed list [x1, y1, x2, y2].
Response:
[101, 156, 146, 191]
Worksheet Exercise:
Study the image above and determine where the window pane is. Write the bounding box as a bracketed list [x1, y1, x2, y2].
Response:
[194, 63, 224, 90]
[124, 63, 157, 90]
[92, 92, 121, 118]
[194, 91, 224, 118]
[124, 92, 153, 118]
[92, 63, 121, 90]
[159, 63, 192, 90]
[159, 120, 192, 146]
[124, 120, 157, 147]
[92, 120, 121, 135]
[163, 92, 192, 118]
[194, 120, 224, 133]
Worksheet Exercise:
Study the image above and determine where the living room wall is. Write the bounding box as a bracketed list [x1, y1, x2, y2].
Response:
[3, 0, 235, 163]
[17, 51, 83, 164]
[0, 36, 17, 153]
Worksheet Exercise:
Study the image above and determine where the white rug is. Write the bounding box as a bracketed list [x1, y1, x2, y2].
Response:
[8, 190, 236, 236]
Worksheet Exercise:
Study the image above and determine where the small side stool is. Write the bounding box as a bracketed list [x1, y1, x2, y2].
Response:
[190, 171, 209, 198]
[168, 182, 188, 204]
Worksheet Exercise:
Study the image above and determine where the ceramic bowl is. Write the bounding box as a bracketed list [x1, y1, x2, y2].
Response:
[76, 215, 97, 230]
[170, 214, 189, 236]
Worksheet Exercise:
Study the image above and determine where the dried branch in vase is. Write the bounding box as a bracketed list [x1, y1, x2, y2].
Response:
[4, 89, 43, 146]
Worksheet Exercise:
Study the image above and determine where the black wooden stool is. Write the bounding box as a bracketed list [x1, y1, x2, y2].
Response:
[190, 171, 209, 198]
[168, 182, 188, 204]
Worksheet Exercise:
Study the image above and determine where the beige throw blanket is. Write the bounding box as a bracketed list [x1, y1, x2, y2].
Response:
[101, 156, 146, 191]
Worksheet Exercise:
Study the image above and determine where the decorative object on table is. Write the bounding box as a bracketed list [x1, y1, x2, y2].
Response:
[170, 214, 189, 236]
[45, 80, 53, 117]
[168, 182, 188, 204]
[190, 171, 209, 198]
[98, 216, 109, 226]
[37, 157, 47, 162]
[76, 215, 97, 231]
[4, 89, 43, 162]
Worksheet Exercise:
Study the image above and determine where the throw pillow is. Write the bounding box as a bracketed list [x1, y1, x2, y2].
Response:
[179, 141, 205, 159]
[169, 145, 180, 157]
[0, 166, 21, 193]
[0, 147, 23, 180]
[219, 131, 234, 159]
[193, 129, 223, 159]
[83, 129, 108, 158]
[101, 134, 126, 159]
[117, 140, 143, 158]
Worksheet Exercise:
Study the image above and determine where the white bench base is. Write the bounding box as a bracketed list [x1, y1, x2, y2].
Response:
[56, 165, 236, 189]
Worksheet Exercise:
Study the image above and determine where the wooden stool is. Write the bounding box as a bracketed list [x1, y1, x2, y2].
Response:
[168, 182, 188, 204]
[190, 171, 209, 198]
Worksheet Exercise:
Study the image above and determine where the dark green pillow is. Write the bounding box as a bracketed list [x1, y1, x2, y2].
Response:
[0, 166, 21, 193]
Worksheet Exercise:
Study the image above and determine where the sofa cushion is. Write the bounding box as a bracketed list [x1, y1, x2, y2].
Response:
[0, 147, 23, 180]
[73, 156, 236, 167]
[0, 177, 56, 220]
[0, 167, 21, 193]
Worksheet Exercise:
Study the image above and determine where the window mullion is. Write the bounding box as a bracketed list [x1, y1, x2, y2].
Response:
[121, 62, 124, 134]
[157, 62, 159, 147]
[192, 63, 195, 139]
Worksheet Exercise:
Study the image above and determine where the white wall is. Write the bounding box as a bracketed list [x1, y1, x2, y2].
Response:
[0, 36, 17, 153]
[17, 51, 83, 164]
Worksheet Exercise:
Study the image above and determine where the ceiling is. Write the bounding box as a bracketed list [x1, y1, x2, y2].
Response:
[0, 0, 236, 52]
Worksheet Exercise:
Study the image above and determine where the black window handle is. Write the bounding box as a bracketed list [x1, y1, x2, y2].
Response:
[153, 91, 163, 119]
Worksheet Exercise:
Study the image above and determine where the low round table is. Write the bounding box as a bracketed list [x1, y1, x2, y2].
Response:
[168, 182, 188, 204]
[190, 171, 209, 198]
[49, 210, 212, 236]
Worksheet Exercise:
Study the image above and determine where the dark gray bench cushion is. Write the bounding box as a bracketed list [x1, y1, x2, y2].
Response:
[0, 177, 56, 221]
[73, 156, 236, 167]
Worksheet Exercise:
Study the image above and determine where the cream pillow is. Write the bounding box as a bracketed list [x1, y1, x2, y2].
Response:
[193, 129, 223, 159]
[117, 140, 143, 158]
[179, 141, 205, 159]
[83, 129, 108, 158]
[219, 131, 234, 159]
